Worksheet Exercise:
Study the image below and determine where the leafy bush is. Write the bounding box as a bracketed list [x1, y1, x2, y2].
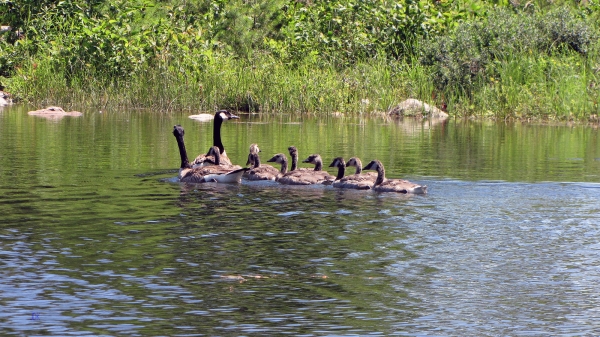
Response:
[420, 7, 598, 95]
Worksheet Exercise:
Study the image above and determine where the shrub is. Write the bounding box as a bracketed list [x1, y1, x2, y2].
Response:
[420, 7, 598, 95]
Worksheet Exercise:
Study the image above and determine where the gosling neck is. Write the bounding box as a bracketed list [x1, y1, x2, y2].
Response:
[374, 164, 385, 186]
[313, 158, 323, 171]
[252, 153, 261, 169]
[290, 149, 298, 171]
[354, 163, 362, 174]
[279, 157, 288, 175]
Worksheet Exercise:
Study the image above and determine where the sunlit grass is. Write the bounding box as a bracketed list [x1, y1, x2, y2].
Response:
[11, 48, 600, 121]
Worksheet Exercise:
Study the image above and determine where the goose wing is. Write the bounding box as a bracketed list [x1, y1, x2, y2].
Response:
[375, 179, 427, 194]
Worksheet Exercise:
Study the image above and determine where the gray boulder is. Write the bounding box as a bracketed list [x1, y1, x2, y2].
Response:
[0, 91, 12, 106]
[388, 99, 448, 118]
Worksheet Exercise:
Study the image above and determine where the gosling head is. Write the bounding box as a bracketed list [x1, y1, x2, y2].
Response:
[346, 157, 362, 168]
[302, 154, 322, 164]
[328, 157, 346, 168]
[363, 160, 382, 171]
[249, 143, 260, 154]
[267, 153, 287, 164]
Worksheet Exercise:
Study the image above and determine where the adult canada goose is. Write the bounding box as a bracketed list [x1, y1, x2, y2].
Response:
[245, 143, 281, 181]
[192, 110, 239, 167]
[328, 157, 374, 190]
[267, 153, 335, 185]
[172, 125, 248, 183]
[363, 160, 427, 194]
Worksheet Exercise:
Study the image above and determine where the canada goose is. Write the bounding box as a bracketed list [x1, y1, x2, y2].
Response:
[328, 157, 373, 190]
[192, 110, 239, 167]
[363, 160, 427, 194]
[268, 153, 335, 185]
[346, 157, 378, 177]
[287, 146, 311, 172]
[172, 125, 248, 183]
[245, 143, 281, 181]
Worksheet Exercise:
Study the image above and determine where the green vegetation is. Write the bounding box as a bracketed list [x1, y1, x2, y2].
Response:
[1, 0, 599, 120]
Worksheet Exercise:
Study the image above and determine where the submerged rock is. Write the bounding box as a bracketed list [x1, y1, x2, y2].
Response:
[388, 99, 448, 118]
[28, 106, 83, 119]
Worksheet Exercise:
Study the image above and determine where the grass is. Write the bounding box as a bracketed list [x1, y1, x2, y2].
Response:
[8, 44, 600, 122]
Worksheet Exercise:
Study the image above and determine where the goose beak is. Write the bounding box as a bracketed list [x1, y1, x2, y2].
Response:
[229, 113, 240, 119]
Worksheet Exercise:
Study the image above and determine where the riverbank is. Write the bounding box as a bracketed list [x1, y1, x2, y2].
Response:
[1, 2, 599, 120]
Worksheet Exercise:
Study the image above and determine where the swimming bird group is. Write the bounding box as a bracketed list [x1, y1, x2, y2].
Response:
[172, 110, 427, 194]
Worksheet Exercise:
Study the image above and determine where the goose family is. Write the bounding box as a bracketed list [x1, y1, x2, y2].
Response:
[171, 113, 427, 193]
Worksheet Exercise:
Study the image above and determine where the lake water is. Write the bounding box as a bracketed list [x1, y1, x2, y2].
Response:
[1, 104, 600, 336]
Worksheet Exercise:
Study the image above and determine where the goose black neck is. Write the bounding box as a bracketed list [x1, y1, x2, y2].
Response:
[336, 164, 346, 180]
[213, 116, 225, 155]
[175, 133, 191, 169]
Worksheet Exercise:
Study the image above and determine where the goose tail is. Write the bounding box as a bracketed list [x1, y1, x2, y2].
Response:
[204, 168, 249, 184]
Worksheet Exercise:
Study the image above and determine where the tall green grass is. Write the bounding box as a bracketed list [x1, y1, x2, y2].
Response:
[11, 48, 600, 121]
[14, 53, 420, 115]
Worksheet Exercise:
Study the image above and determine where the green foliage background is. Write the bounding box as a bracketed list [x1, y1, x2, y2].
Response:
[1, 0, 599, 119]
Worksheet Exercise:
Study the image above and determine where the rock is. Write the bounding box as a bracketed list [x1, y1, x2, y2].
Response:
[388, 99, 448, 118]
[28, 106, 83, 119]
[0, 91, 12, 106]
[188, 114, 214, 122]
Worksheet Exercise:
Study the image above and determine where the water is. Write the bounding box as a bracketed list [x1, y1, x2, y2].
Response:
[1, 104, 600, 336]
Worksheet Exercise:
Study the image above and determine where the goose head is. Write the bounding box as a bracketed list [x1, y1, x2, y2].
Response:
[215, 109, 239, 121]
[346, 157, 363, 174]
[287, 146, 298, 155]
[302, 154, 324, 171]
[329, 157, 346, 180]
[363, 160, 382, 171]
[249, 143, 260, 154]
[328, 157, 346, 168]
[173, 124, 185, 138]
[302, 154, 323, 164]
[246, 143, 261, 166]
[267, 153, 287, 164]
[267, 153, 288, 175]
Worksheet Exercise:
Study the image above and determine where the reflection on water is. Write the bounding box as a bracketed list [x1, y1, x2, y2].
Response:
[1, 105, 600, 336]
